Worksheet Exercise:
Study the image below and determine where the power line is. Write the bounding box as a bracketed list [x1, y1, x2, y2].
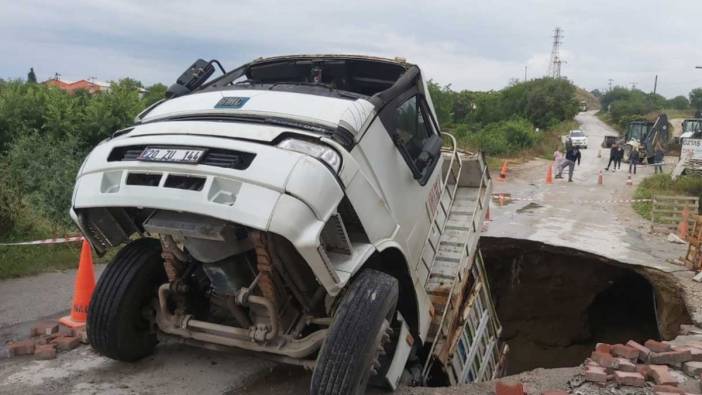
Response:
[548, 27, 566, 79]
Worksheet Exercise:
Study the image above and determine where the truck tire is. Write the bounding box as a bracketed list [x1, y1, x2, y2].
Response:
[87, 238, 166, 361]
[310, 269, 399, 395]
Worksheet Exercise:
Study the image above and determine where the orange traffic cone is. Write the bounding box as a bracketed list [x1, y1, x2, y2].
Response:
[59, 239, 96, 328]
[546, 165, 553, 184]
[678, 207, 690, 241]
[499, 161, 508, 180]
[598, 170, 603, 185]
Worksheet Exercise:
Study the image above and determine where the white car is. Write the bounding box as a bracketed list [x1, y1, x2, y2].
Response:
[568, 129, 588, 148]
[71, 55, 503, 393]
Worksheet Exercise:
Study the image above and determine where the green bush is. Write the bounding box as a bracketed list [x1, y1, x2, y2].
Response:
[468, 118, 539, 156]
[0, 79, 164, 237]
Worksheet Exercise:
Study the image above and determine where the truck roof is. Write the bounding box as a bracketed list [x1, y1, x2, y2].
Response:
[200, 54, 416, 100]
[136, 55, 427, 148]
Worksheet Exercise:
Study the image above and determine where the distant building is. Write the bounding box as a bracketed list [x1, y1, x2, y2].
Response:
[44, 78, 111, 94]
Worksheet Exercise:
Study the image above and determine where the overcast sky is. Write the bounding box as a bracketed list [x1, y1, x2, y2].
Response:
[2, 0, 701, 98]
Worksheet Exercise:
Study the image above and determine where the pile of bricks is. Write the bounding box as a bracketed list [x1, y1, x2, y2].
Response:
[582, 339, 702, 394]
[2, 320, 85, 360]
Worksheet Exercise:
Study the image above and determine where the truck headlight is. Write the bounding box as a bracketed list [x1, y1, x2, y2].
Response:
[277, 139, 341, 172]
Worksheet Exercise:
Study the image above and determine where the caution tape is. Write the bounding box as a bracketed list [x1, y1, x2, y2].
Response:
[0, 235, 84, 246]
[491, 193, 652, 205]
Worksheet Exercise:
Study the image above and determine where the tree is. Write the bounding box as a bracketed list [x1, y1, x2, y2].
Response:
[590, 89, 603, 98]
[667, 96, 689, 110]
[27, 68, 37, 84]
[690, 88, 702, 111]
[142, 83, 167, 107]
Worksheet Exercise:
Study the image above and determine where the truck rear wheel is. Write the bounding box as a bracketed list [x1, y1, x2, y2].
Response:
[87, 238, 166, 361]
[310, 269, 399, 395]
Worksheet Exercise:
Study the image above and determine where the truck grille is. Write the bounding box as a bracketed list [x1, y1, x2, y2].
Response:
[108, 145, 256, 170]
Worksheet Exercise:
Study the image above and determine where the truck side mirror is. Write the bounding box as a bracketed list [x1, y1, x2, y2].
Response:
[166, 59, 216, 98]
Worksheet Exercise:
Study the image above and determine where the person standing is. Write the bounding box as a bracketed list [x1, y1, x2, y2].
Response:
[629, 148, 640, 175]
[554, 146, 564, 173]
[605, 143, 618, 172]
[556, 146, 581, 182]
[614, 144, 624, 170]
[654, 143, 664, 174]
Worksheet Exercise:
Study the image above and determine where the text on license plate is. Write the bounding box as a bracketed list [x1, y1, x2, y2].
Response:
[138, 148, 205, 163]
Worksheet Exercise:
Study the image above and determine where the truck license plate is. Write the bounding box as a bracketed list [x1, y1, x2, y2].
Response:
[138, 147, 205, 163]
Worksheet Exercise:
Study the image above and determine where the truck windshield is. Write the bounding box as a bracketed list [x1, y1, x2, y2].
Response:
[571, 131, 584, 137]
[683, 120, 702, 134]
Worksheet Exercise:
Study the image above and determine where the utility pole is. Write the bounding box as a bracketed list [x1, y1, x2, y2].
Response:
[524, 65, 528, 82]
[630, 81, 637, 90]
[608, 79, 614, 91]
[548, 27, 565, 79]
[653, 75, 658, 95]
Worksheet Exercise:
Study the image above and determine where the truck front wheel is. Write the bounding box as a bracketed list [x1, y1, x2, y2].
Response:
[310, 269, 399, 395]
[87, 238, 166, 361]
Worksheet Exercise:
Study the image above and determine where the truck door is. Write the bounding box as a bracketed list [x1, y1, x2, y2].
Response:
[356, 88, 443, 267]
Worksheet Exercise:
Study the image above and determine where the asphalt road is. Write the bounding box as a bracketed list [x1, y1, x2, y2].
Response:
[487, 111, 688, 272]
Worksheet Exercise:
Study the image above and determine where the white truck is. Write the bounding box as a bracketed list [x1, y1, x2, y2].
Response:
[71, 55, 504, 394]
[563, 129, 588, 149]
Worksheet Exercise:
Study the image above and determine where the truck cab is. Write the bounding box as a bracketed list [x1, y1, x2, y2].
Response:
[72, 55, 503, 394]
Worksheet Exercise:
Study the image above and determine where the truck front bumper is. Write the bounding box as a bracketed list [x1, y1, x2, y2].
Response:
[71, 134, 346, 294]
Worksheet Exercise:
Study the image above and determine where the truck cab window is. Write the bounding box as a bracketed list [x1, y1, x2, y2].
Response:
[395, 96, 434, 171]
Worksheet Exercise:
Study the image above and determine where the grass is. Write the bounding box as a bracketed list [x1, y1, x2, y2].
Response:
[632, 173, 702, 219]
[0, 202, 115, 279]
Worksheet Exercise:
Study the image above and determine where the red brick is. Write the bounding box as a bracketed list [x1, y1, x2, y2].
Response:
[650, 350, 693, 365]
[652, 385, 686, 394]
[646, 340, 673, 353]
[584, 366, 608, 383]
[616, 358, 637, 372]
[34, 344, 56, 360]
[8, 339, 35, 356]
[591, 351, 619, 369]
[542, 391, 568, 395]
[636, 364, 651, 377]
[628, 340, 653, 362]
[30, 321, 58, 337]
[614, 371, 645, 387]
[596, 343, 613, 354]
[52, 336, 81, 351]
[649, 365, 677, 385]
[672, 345, 702, 362]
[495, 382, 525, 395]
[612, 344, 640, 360]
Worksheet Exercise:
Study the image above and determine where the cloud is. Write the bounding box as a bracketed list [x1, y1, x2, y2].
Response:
[1, 0, 701, 97]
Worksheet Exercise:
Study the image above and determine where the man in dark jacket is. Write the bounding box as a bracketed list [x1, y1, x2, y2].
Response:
[614, 145, 624, 170]
[629, 148, 640, 174]
[605, 144, 618, 172]
[556, 147, 581, 182]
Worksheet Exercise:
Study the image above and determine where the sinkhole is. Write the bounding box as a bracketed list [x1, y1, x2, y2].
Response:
[480, 237, 692, 375]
